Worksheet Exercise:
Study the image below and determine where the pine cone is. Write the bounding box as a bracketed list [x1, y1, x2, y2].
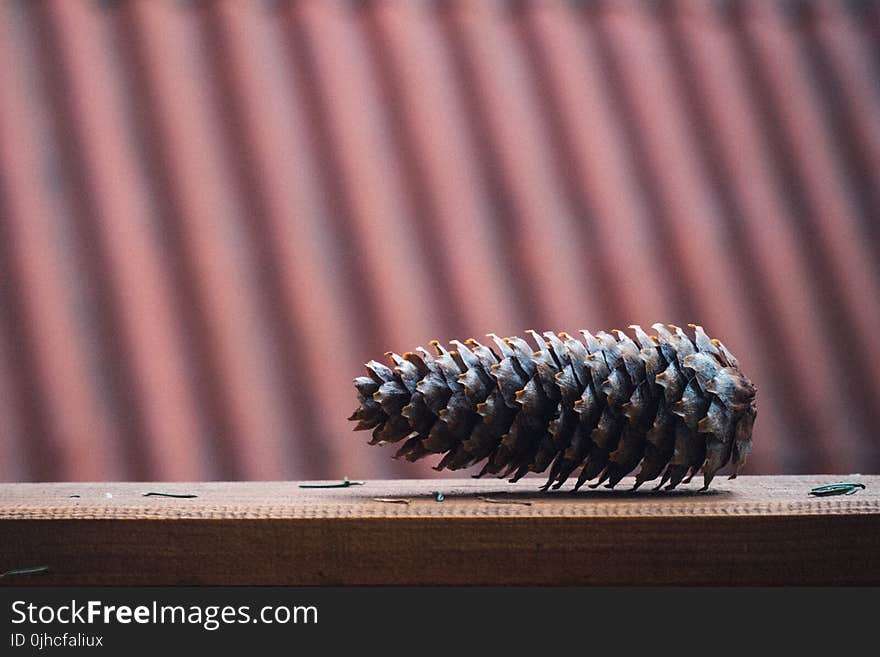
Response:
[350, 324, 757, 491]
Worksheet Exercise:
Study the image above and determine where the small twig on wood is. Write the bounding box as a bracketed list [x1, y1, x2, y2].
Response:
[299, 477, 365, 489]
[142, 492, 198, 498]
[0, 566, 49, 578]
[372, 497, 411, 505]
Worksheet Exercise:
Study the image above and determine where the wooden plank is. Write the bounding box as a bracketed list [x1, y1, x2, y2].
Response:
[1, 476, 877, 585]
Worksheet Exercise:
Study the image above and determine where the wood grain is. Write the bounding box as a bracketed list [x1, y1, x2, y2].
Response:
[1, 476, 877, 585]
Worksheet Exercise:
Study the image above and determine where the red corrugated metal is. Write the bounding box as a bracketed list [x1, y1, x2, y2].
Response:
[0, 1, 127, 480]
[37, 0, 216, 480]
[666, 0, 865, 473]
[0, 0, 878, 482]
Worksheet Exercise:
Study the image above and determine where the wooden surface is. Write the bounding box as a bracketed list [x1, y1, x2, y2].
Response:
[1, 476, 877, 585]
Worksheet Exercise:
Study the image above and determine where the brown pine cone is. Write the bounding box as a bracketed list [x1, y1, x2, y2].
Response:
[349, 324, 757, 491]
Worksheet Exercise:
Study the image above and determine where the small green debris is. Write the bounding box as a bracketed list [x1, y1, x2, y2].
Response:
[299, 477, 365, 489]
[0, 565, 49, 578]
[432, 491, 445, 502]
[809, 482, 866, 497]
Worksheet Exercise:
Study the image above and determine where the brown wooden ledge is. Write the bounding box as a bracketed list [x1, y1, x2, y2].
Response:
[1, 476, 877, 585]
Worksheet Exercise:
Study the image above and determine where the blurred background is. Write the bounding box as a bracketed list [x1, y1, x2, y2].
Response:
[0, 0, 878, 482]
